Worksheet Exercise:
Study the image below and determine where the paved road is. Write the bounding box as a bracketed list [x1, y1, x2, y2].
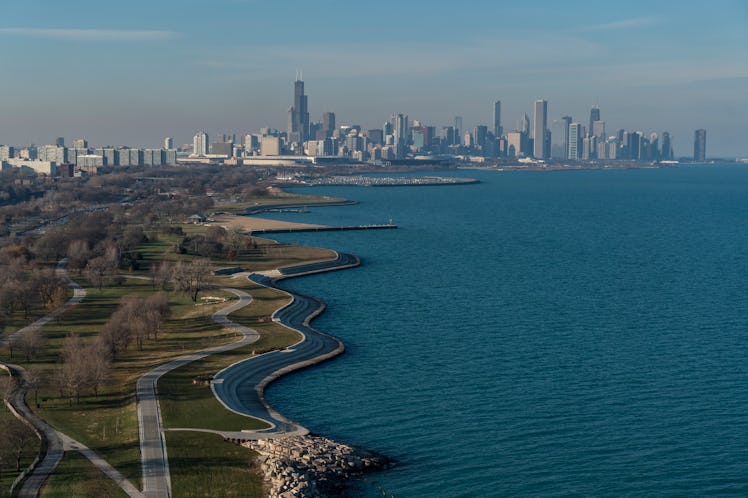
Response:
[212, 252, 359, 434]
[136, 288, 260, 498]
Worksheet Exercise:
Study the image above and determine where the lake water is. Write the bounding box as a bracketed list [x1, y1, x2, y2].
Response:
[258, 165, 748, 496]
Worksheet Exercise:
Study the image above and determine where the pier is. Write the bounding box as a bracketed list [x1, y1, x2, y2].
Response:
[249, 224, 397, 234]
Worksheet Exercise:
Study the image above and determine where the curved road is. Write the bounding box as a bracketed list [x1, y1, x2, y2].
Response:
[137, 287, 260, 498]
[212, 252, 359, 434]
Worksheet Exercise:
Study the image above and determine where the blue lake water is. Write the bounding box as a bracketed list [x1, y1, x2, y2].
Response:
[258, 165, 748, 496]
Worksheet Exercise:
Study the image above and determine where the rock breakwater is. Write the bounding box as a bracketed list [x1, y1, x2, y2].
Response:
[241, 435, 391, 497]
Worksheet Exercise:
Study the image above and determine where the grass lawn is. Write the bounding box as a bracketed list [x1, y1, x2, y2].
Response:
[0, 198, 346, 494]
[165, 431, 263, 498]
[39, 451, 129, 498]
[0, 399, 41, 497]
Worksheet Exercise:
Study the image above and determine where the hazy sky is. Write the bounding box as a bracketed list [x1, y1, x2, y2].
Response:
[1, 0, 747, 156]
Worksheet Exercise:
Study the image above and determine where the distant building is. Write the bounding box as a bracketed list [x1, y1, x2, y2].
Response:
[453, 116, 463, 145]
[193, 131, 209, 156]
[493, 100, 502, 137]
[7, 158, 57, 176]
[322, 112, 335, 138]
[533, 99, 548, 159]
[0, 145, 14, 160]
[260, 136, 281, 156]
[568, 123, 582, 160]
[55, 137, 65, 147]
[288, 77, 310, 143]
[164, 137, 174, 149]
[71, 138, 88, 149]
[506, 131, 528, 158]
[694, 129, 706, 161]
[588, 105, 600, 138]
[661, 132, 673, 160]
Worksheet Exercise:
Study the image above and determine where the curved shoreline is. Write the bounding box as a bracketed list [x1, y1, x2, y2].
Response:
[212, 252, 360, 434]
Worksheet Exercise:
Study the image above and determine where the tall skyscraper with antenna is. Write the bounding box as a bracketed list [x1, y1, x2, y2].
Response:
[588, 104, 600, 138]
[288, 72, 310, 143]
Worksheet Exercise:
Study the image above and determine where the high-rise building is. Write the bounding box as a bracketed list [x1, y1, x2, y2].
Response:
[533, 99, 548, 159]
[55, 137, 65, 147]
[588, 105, 600, 138]
[164, 137, 174, 149]
[473, 125, 488, 151]
[192, 131, 208, 156]
[661, 132, 673, 160]
[694, 129, 706, 161]
[519, 113, 530, 135]
[393, 113, 408, 157]
[71, 138, 88, 149]
[592, 120, 606, 140]
[288, 76, 310, 143]
[492, 101, 502, 138]
[561, 116, 572, 160]
[322, 112, 335, 138]
[454, 116, 463, 145]
[568, 122, 582, 160]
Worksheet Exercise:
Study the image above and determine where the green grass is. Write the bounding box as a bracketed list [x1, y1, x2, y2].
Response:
[0, 215, 343, 494]
[165, 431, 263, 498]
[0, 401, 41, 497]
[39, 451, 129, 498]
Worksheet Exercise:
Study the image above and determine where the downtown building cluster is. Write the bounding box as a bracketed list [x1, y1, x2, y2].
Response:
[188, 78, 706, 165]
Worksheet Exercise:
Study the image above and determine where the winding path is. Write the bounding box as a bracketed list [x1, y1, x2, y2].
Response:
[136, 288, 260, 498]
[212, 252, 359, 434]
[1, 261, 142, 498]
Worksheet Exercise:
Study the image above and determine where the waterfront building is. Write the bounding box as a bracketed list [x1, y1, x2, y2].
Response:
[493, 100, 502, 138]
[193, 131, 208, 156]
[694, 129, 706, 161]
[533, 99, 548, 159]
[561, 116, 572, 160]
[506, 131, 528, 158]
[588, 105, 600, 138]
[661, 132, 673, 160]
[568, 122, 582, 160]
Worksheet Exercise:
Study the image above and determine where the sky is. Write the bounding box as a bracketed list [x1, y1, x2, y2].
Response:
[1, 0, 747, 157]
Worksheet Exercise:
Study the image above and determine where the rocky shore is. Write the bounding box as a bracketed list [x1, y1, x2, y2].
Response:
[241, 435, 392, 497]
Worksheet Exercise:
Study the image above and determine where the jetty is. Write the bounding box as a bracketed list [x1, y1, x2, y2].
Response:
[249, 223, 397, 235]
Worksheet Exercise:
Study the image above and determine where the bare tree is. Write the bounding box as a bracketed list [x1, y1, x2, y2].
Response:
[144, 292, 169, 341]
[25, 369, 42, 407]
[4, 416, 33, 472]
[175, 258, 212, 302]
[15, 328, 45, 363]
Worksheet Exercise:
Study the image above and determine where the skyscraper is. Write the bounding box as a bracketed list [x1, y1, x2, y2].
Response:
[322, 112, 335, 138]
[561, 116, 572, 160]
[493, 101, 502, 138]
[661, 132, 673, 160]
[588, 105, 600, 138]
[454, 116, 463, 145]
[568, 123, 582, 160]
[694, 129, 707, 161]
[533, 99, 548, 159]
[288, 75, 310, 142]
[192, 131, 208, 156]
[164, 137, 174, 149]
[519, 114, 530, 135]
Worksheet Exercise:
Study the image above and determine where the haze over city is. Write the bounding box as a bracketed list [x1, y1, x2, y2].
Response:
[1, 0, 747, 155]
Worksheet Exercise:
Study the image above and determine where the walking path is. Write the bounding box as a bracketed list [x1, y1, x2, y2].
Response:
[212, 252, 359, 433]
[136, 287, 261, 498]
[0, 259, 86, 347]
[1, 262, 141, 498]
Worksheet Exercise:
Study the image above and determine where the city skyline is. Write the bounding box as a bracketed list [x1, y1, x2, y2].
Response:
[0, 1, 746, 155]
